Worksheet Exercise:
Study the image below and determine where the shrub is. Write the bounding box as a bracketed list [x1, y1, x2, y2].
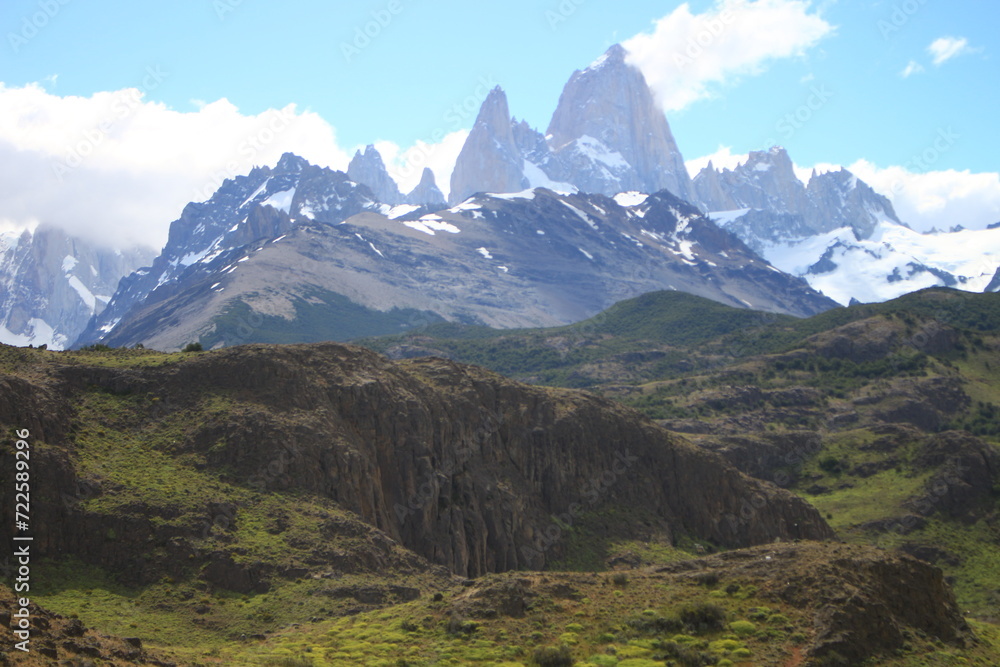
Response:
[679, 603, 727, 634]
[183, 342, 204, 353]
[445, 616, 478, 635]
[728, 620, 756, 636]
[611, 572, 629, 587]
[653, 641, 717, 666]
[533, 644, 574, 667]
[626, 612, 682, 635]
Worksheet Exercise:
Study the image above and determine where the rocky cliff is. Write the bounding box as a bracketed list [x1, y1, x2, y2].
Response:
[545, 44, 694, 201]
[449, 87, 529, 204]
[348, 144, 406, 206]
[0, 343, 833, 583]
[406, 167, 447, 207]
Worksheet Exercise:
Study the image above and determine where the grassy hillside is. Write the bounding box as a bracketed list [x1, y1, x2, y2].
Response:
[360, 287, 1000, 625]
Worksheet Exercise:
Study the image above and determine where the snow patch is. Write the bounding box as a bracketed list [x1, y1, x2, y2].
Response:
[574, 136, 629, 171]
[402, 215, 461, 236]
[62, 255, 78, 273]
[490, 189, 537, 201]
[614, 192, 648, 207]
[67, 275, 97, 311]
[562, 201, 599, 231]
[709, 209, 752, 227]
[387, 204, 421, 220]
[523, 161, 577, 194]
[0, 318, 67, 350]
[477, 247, 494, 259]
[262, 188, 295, 214]
[240, 178, 271, 208]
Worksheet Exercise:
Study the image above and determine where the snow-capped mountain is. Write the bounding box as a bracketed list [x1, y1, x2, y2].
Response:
[0, 226, 154, 349]
[695, 147, 1000, 305]
[74, 153, 835, 351]
[76, 153, 385, 345]
[447, 43, 693, 204]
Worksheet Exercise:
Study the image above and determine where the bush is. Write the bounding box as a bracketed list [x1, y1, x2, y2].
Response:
[728, 620, 756, 636]
[183, 342, 204, 353]
[679, 603, 727, 634]
[626, 612, 683, 635]
[611, 572, 629, 587]
[533, 644, 574, 667]
[653, 641, 717, 666]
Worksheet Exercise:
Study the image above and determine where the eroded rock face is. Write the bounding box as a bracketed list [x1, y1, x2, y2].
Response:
[449, 87, 528, 204]
[0, 343, 833, 580]
[348, 145, 405, 206]
[546, 44, 693, 201]
[406, 167, 447, 207]
[656, 542, 972, 664]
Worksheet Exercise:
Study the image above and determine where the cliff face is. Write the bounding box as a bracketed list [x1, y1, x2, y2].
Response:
[449, 87, 529, 204]
[546, 44, 693, 201]
[0, 344, 833, 581]
[348, 145, 406, 206]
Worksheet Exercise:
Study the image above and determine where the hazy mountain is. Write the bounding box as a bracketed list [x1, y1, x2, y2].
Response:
[0, 225, 153, 349]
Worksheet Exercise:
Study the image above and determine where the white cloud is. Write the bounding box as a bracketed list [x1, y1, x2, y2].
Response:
[685, 145, 748, 175]
[0, 82, 357, 250]
[624, 0, 834, 112]
[372, 130, 470, 200]
[901, 60, 924, 78]
[928, 36, 972, 66]
[843, 160, 1000, 232]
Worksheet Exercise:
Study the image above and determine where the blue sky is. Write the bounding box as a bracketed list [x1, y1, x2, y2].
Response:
[1, 0, 998, 246]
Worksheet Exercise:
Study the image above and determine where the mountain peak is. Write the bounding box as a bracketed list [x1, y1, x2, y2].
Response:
[276, 152, 309, 174]
[546, 45, 693, 200]
[449, 85, 527, 204]
[348, 144, 404, 205]
[406, 167, 447, 207]
[587, 43, 627, 71]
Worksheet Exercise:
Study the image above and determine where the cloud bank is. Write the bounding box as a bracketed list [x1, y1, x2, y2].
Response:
[623, 0, 834, 112]
[0, 83, 462, 250]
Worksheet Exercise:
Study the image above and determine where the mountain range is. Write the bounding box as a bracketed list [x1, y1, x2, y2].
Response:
[2, 43, 998, 351]
[0, 226, 153, 349]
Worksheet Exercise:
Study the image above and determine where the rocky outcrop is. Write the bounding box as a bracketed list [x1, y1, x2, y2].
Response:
[656, 542, 972, 664]
[348, 144, 405, 206]
[0, 584, 166, 665]
[545, 44, 693, 201]
[806, 168, 902, 240]
[0, 343, 833, 582]
[694, 147, 808, 216]
[449, 87, 528, 204]
[908, 430, 1000, 522]
[406, 167, 447, 207]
